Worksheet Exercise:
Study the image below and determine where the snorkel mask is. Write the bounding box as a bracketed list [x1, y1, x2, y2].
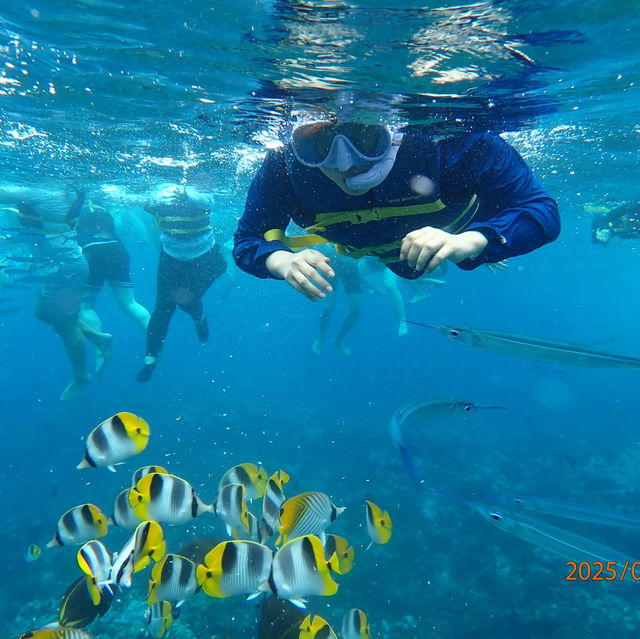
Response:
[291, 120, 403, 195]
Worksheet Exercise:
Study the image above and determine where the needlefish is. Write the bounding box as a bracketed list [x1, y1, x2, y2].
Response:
[389, 399, 505, 488]
[429, 489, 640, 580]
[405, 320, 640, 369]
[493, 496, 640, 529]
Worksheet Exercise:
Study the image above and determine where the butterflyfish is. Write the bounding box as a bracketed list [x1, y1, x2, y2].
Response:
[77, 540, 112, 605]
[262, 470, 290, 539]
[231, 511, 262, 542]
[196, 539, 273, 598]
[47, 504, 108, 547]
[129, 472, 212, 525]
[267, 535, 341, 608]
[132, 465, 168, 487]
[145, 601, 173, 639]
[277, 492, 345, 546]
[219, 463, 269, 500]
[77, 412, 150, 472]
[18, 629, 92, 639]
[129, 520, 167, 573]
[25, 544, 42, 562]
[215, 482, 250, 536]
[110, 488, 140, 529]
[299, 615, 337, 639]
[341, 609, 370, 639]
[323, 534, 354, 574]
[148, 554, 200, 605]
[57, 576, 114, 629]
[109, 520, 166, 589]
[365, 501, 392, 548]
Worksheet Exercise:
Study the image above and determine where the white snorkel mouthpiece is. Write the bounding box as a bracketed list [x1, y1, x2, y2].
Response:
[345, 132, 404, 192]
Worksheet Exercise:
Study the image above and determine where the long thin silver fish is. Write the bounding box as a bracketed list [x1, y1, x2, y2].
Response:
[390, 399, 505, 488]
[476, 505, 639, 578]
[429, 489, 640, 579]
[494, 496, 640, 528]
[406, 320, 640, 368]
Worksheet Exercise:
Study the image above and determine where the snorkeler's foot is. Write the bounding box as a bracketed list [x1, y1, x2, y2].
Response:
[407, 292, 429, 304]
[332, 338, 352, 356]
[194, 314, 209, 343]
[60, 373, 91, 401]
[137, 356, 157, 383]
[398, 322, 408, 337]
[311, 337, 323, 356]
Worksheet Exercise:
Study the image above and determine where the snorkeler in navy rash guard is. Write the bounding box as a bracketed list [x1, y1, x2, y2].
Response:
[233, 121, 560, 301]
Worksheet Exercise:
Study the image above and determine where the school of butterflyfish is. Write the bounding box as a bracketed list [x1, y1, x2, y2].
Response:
[17, 412, 392, 639]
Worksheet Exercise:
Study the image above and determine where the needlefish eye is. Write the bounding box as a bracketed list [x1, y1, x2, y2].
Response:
[489, 511, 503, 521]
[448, 329, 460, 337]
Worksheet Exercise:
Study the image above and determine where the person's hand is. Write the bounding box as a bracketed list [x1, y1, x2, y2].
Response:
[156, 184, 185, 206]
[595, 228, 611, 244]
[100, 184, 126, 203]
[399, 227, 488, 272]
[266, 249, 335, 301]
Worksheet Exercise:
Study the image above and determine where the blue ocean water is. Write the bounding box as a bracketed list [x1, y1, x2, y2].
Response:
[1, 1, 640, 637]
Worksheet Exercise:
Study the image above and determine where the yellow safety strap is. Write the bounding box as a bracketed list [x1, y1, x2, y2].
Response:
[161, 225, 213, 236]
[264, 194, 479, 261]
[305, 200, 447, 232]
[264, 228, 331, 251]
[157, 215, 209, 223]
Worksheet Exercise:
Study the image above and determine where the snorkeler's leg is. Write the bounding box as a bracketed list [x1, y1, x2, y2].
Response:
[80, 298, 107, 374]
[35, 294, 91, 400]
[312, 293, 335, 355]
[112, 284, 150, 332]
[138, 255, 176, 382]
[332, 291, 362, 356]
[79, 317, 113, 376]
[383, 269, 408, 336]
[180, 244, 226, 344]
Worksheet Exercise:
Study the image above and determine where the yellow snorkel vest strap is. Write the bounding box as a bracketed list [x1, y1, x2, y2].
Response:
[263, 193, 478, 262]
[264, 228, 332, 251]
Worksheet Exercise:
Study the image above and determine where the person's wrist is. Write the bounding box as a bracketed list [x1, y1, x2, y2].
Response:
[266, 250, 294, 278]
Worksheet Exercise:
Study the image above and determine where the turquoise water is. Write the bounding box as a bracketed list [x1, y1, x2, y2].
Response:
[2, 1, 640, 638]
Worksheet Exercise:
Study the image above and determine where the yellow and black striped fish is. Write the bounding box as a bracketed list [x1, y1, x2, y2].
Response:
[47, 504, 108, 547]
[25, 544, 42, 562]
[108, 519, 166, 590]
[230, 511, 262, 542]
[145, 601, 173, 638]
[218, 463, 269, 501]
[18, 628, 92, 639]
[261, 470, 290, 539]
[77, 412, 150, 472]
[341, 609, 370, 639]
[148, 554, 199, 605]
[109, 488, 140, 529]
[299, 614, 337, 639]
[132, 465, 169, 487]
[77, 540, 112, 605]
[269, 535, 341, 608]
[197, 539, 273, 598]
[129, 473, 212, 525]
[364, 500, 392, 548]
[57, 576, 114, 629]
[277, 492, 345, 546]
[323, 534, 354, 575]
[215, 482, 250, 536]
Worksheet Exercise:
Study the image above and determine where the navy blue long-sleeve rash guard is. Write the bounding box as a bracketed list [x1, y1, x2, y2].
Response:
[234, 130, 560, 280]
